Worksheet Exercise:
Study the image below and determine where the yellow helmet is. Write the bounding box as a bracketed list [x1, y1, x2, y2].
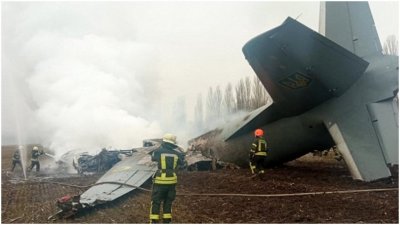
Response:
[33, 146, 39, 151]
[162, 133, 177, 144]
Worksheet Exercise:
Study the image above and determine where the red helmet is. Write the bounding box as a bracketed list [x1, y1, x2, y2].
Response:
[254, 129, 264, 137]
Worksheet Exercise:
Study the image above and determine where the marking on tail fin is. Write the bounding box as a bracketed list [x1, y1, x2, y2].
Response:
[279, 73, 312, 89]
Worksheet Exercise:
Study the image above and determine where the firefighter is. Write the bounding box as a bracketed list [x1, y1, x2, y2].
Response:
[11, 146, 22, 172]
[29, 146, 44, 172]
[149, 133, 185, 224]
[249, 128, 267, 177]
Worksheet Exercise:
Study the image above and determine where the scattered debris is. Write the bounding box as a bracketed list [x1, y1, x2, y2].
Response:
[4, 139, 238, 220]
[72, 149, 134, 174]
[49, 195, 84, 220]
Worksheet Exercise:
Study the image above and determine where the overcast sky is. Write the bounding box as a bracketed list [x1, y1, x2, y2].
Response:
[1, 1, 398, 155]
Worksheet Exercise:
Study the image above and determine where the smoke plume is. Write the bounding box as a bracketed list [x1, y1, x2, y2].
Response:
[2, 3, 164, 157]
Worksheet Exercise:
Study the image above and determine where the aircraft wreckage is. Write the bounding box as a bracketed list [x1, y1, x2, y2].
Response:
[49, 139, 226, 219]
[190, 1, 398, 182]
[49, 1, 397, 219]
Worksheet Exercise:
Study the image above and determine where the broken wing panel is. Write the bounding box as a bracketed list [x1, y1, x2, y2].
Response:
[80, 151, 157, 205]
[243, 17, 369, 115]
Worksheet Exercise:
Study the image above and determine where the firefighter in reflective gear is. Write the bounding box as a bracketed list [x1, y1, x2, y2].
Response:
[11, 147, 22, 172]
[29, 146, 43, 172]
[149, 133, 185, 224]
[249, 129, 267, 176]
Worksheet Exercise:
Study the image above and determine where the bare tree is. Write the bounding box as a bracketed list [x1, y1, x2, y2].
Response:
[251, 75, 269, 109]
[383, 35, 398, 56]
[235, 78, 245, 111]
[206, 87, 215, 122]
[194, 93, 203, 130]
[214, 86, 223, 118]
[223, 82, 234, 114]
[244, 76, 252, 110]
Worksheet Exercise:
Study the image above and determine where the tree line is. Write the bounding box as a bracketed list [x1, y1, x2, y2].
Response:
[194, 75, 270, 130]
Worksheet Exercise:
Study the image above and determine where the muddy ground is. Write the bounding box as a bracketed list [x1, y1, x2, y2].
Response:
[1, 145, 398, 223]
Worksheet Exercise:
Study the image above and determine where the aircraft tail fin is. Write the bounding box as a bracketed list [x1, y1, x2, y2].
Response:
[319, 2, 382, 58]
[242, 17, 369, 116]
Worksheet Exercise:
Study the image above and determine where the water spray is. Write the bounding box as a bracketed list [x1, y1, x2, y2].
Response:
[15, 125, 28, 180]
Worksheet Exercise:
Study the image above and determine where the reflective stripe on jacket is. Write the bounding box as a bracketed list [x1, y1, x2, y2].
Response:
[152, 142, 184, 185]
[31, 150, 42, 162]
[250, 137, 267, 156]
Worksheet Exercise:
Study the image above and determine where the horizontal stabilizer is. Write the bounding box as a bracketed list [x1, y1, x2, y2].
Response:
[243, 17, 369, 116]
[223, 102, 284, 141]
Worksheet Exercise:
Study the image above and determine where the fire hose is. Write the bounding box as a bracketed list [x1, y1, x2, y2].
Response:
[36, 179, 398, 197]
[39, 179, 397, 220]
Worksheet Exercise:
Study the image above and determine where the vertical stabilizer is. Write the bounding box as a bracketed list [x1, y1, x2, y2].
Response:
[319, 2, 382, 58]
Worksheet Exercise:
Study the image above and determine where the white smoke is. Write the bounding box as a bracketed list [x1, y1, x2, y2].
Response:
[6, 1, 394, 157]
[3, 3, 165, 157]
[28, 36, 163, 156]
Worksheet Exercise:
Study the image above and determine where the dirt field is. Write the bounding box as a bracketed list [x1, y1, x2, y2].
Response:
[1, 145, 398, 223]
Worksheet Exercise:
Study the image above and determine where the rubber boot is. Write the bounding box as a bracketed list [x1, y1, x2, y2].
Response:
[163, 218, 171, 224]
[258, 170, 266, 180]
